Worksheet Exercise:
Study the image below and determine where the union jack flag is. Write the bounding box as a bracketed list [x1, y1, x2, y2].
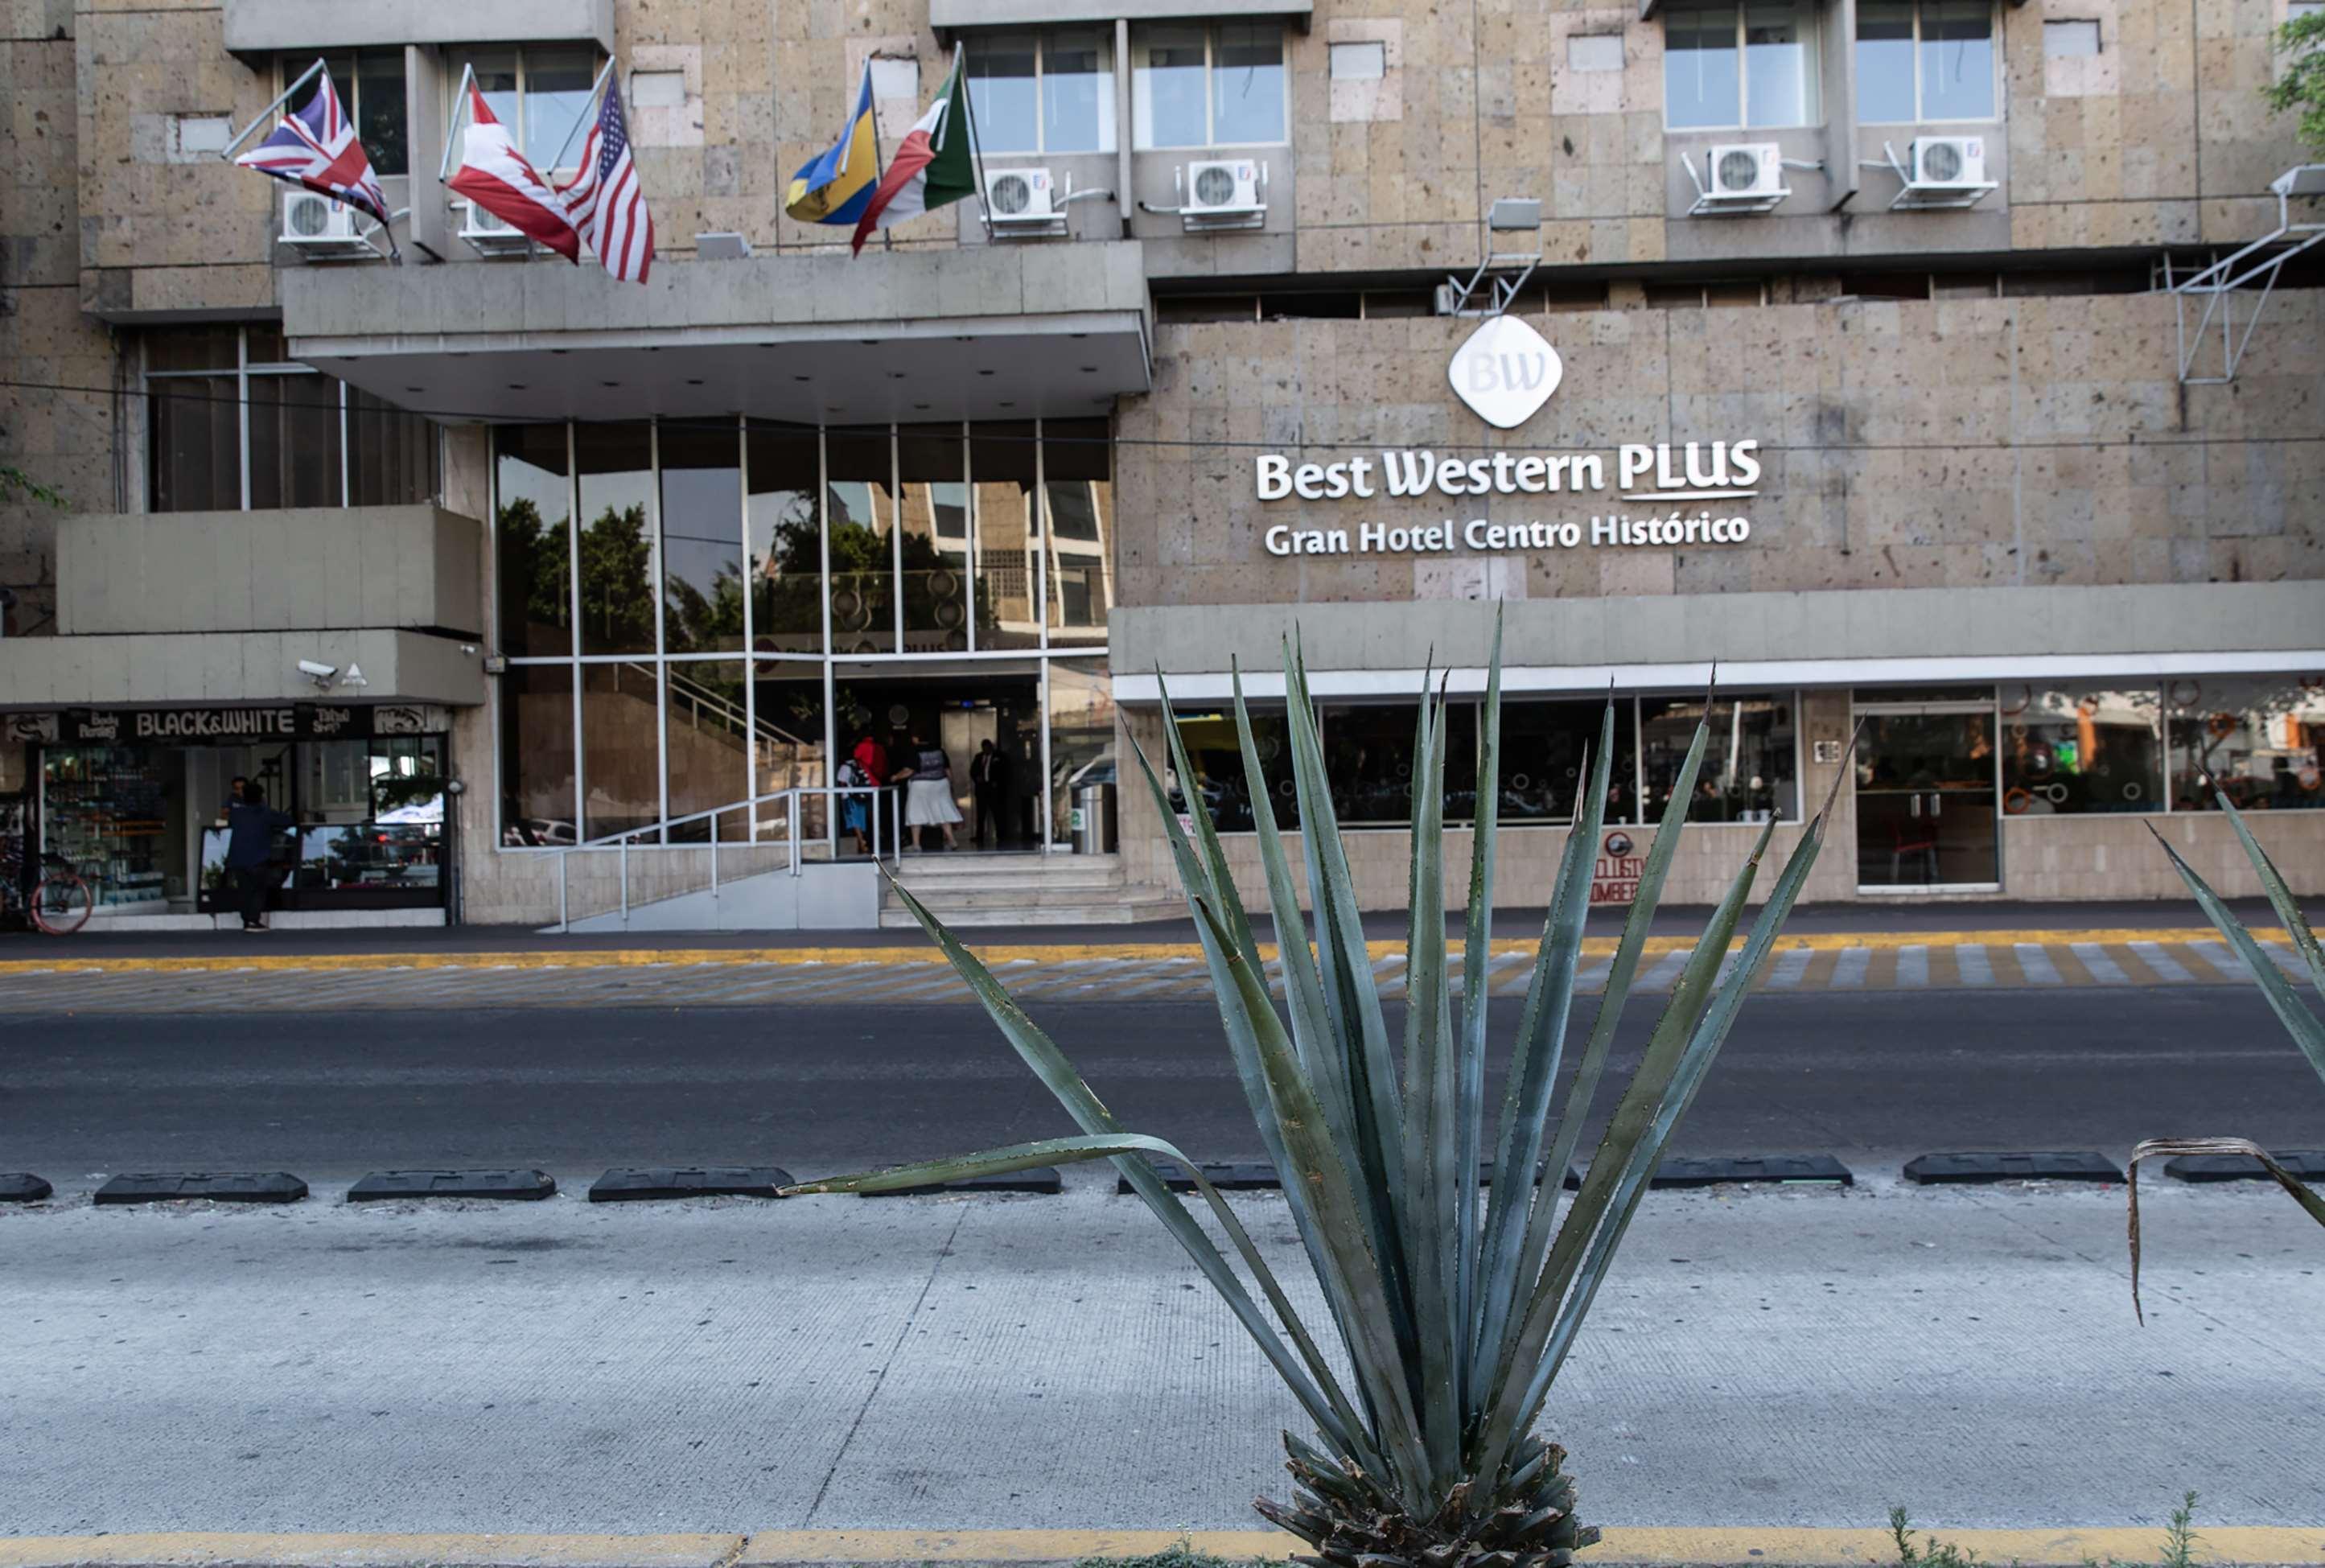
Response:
[233, 61, 392, 233]
[556, 76, 654, 283]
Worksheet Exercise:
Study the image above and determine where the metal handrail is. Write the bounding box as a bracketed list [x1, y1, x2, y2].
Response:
[552, 785, 901, 932]
[611, 661, 813, 751]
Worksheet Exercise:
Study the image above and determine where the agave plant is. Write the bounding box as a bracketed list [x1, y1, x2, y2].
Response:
[784, 621, 1849, 1568]
[2125, 797, 2325, 1321]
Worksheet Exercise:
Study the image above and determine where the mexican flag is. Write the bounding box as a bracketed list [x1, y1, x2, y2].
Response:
[850, 51, 977, 255]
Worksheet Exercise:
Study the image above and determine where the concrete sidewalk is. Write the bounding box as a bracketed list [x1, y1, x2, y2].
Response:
[5, 1175, 2319, 1537]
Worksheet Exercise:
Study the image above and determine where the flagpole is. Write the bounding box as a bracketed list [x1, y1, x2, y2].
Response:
[437, 61, 477, 182]
[548, 56, 617, 177]
[220, 56, 325, 159]
[868, 58, 894, 253]
[950, 41, 994, 243]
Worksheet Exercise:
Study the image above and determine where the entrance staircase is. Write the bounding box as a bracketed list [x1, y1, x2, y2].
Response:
[880, 850, 1184, 928]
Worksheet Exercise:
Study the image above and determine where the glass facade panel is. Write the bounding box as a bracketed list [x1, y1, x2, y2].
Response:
[754, 665, 828, 796]
[1133, 23, 1210, 149]
[1047, 656, 1114, 845]
[2000, 687, 2162, 816]
[2167, 677, 2325, 813]
[347, 386, 437, 506]
[575, 422, 657, 656]
[1043, 418, 1112, 645]
[1212, 22, 1286, 145]
[665, 660, 751, 841]
[969, 33, 1041, 153]
[657, 421, 744, 654]
[1920, 0, 1996, 120]
[471, 50, 521, 140]
[1664, 5, 1742, 128]
[148, 377, 241, 512]
[1640, 694, 1798, 822]
[898, 425, 973, 652]
[580, 661, 662, 840]
[1743, 2, 1816, 127]
[245, 373, 343, 510]
[744, 422, 824, 656]
[971, 422, 1042, 651]
[1169, 706, 1299, 834]
[1500, 698, 1639, 825]
[825, 429, 898, 656]
[1046, 28, 1116, 153]
[1857, 0, 1918, 120]
[147, 326, 238, 373]
[500, 663, 576, 846]
[494, 424, 573, 658]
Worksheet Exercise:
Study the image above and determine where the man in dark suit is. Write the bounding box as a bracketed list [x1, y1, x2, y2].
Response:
[970, 739, 1010, 849]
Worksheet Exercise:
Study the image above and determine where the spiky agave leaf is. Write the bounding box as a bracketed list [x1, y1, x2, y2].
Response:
[792, 626, 1847, 1568]
[2119, 798, 2325, 1320]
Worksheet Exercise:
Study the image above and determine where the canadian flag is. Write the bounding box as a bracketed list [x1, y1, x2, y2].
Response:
[448, 84, 582, 262]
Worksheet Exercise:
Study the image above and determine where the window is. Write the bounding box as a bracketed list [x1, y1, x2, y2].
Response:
[1133, 21, 1286, 148]
[1167, 708, 1299, 833]
[1331, 40, 1387, 80]
[463, 45, 600, 171]
[1663, 2, 1818, 130]
[286, 52, 408, 175]
[1858, 0, 1997, 123]
[2166, 677, 2325, 813]
[1999, 688, 2161, 817]
[1641, 695, 1797, 822]
[1567, 34, 1625, 72]
[968, 29, 1117, 154]
[145, 326, 437, 514]
[1500, 699, 1639, 825]
[2043, 19, 2101, 57]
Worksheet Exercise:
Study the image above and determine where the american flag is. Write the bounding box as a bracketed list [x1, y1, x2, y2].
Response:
[232, 63, 391, 233]
[557, 77, 654, 283]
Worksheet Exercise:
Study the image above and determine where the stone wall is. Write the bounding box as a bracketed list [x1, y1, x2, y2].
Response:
[1113, 291, 2325, 610]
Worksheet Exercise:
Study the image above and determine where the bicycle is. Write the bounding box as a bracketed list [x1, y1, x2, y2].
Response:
[0, 841, 94, 936]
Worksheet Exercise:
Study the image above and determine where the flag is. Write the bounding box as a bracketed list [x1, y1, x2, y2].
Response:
[556, 75, 655, 283]
[448, 84, 583, 262]
[233, 62, 392, 233]
[850, 55, 977, 255]
[784, 64, 879, 226]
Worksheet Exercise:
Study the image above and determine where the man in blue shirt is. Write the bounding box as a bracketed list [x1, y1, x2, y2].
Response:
[221, 779, 293, 931]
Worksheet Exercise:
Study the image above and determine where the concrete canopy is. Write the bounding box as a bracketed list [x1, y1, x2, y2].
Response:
[282, 245, 1152, 426]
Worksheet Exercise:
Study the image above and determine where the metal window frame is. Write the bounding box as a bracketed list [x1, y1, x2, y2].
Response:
[1660, 0, 1821, 134]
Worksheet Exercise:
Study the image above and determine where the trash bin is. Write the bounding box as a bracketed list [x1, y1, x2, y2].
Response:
[1071, 783, 1117, 854]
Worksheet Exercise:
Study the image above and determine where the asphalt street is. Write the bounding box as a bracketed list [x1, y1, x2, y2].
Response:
[3, 986, 2316, 1184]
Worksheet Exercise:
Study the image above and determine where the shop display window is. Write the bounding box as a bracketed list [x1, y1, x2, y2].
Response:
[42, 747, 179, 908]
[1501, 699, 1640, 825]
[2166, 677, 2325, 813]
[1167, 707, 1301, 834]
[1640, 693, 1798, 822]
[1999, 687, 2163, 816]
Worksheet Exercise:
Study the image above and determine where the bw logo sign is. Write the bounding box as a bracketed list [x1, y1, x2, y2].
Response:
[1449, 315, 1562, 429]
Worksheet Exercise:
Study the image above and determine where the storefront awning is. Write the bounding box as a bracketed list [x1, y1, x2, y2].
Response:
[282, 244, 1152, 426]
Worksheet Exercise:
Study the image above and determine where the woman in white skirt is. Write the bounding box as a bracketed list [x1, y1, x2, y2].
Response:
[891, 730, 963, 851]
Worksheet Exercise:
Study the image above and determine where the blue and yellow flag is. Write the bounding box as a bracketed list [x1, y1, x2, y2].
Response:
[786, 64, 879, 225]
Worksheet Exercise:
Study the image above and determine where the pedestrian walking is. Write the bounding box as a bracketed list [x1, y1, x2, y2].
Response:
[970, 739, 1010, 849]
[836, 747, 872, 856]
[891, 730, 961, 852]
[220, 780, 293, 930]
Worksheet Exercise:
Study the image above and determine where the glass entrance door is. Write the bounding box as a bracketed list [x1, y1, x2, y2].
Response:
[1854, 706, 2000, 890]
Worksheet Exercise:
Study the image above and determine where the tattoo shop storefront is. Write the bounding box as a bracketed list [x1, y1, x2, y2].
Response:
[6, 702, 455, 922]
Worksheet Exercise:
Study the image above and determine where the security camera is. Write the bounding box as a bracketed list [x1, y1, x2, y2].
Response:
[297, 659, 339, 690]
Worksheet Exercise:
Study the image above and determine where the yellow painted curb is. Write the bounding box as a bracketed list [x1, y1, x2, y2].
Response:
[4, 1529, 2321, 1568]
[0, 928, 2286, 979]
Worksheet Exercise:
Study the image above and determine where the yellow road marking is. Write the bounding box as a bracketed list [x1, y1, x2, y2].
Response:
[0, 927, 2289, 978]
[5, 1527, 2318, 1568]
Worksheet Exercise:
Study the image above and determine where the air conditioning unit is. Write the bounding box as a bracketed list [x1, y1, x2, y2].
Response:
[984, 167, 1067, 237]
[1910, 135, 1986, 190]
[1708, 143, 1784, 201]
[1181, 158, 1265, 229]
[281, 189, 369, 253]
[459, 199, 534, 254]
